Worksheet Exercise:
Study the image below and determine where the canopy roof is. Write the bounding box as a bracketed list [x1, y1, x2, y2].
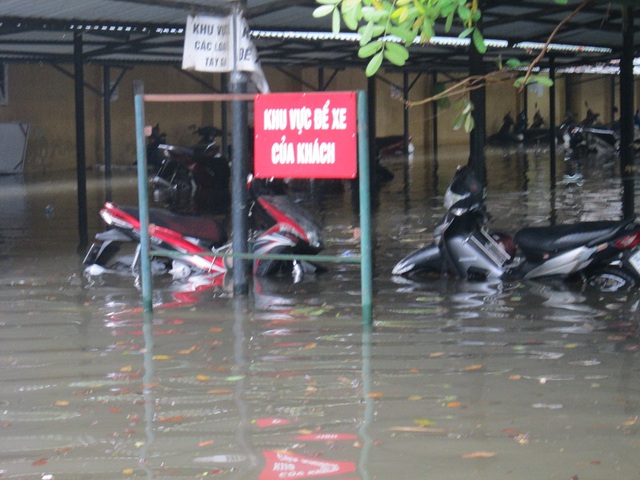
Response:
[0, 0, 637, 73]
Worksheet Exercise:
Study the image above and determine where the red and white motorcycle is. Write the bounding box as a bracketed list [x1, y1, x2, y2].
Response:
[84, 178, 324, 283]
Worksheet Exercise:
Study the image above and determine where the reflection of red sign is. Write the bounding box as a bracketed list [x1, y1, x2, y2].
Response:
[294, 433, 358, 442]
[259, 451, 356, 480]
[254, 92, 357, 179]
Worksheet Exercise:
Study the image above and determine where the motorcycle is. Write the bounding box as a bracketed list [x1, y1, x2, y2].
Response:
[488, 110, 548, 145]
[375, 135, 415, 157]
[392, 165, 640, 291]
[151, 125, 231, 214]
[84, 178, 325, 283]
[562, 109, 617, 157]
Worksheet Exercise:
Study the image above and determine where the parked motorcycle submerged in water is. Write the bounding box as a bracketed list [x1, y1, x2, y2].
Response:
[392, 165, 640, 291]
[84, 178, 324, 283]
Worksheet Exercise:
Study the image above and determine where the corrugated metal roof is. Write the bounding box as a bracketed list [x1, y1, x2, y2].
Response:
[0, 0, 636, 72]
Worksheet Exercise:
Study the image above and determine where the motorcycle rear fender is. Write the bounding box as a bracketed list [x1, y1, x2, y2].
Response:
[392, 243, 443, 276]
[522, 245, 597, 279]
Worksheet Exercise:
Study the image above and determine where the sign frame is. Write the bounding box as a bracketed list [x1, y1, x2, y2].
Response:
[253, 91, 358, 179]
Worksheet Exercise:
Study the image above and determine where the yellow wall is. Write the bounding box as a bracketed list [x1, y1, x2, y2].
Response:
[0, 62, 638, 173]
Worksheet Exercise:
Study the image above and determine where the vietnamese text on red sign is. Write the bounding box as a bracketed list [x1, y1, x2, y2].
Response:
[254, 92, 357, 179]
[264, 101, 347, 166]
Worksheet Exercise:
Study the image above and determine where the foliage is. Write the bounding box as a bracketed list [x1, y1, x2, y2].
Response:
[314, 0, 572, 132]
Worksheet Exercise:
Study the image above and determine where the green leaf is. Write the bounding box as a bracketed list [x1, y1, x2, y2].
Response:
[453, 111, 465, 131]
[464, 111, 475, 132]
[506, 58, 523, 69]
[313, 5, 335, 18]
[472, 28, 486, 54]
[332, 7, 341, 34]
[366, 51, 384, 77]
[388, 25, 416, 45]
[459, 27, 473, 38]
[358, 40, 383, 58]
[445, 11, 454, 32]
[359, 21, 374, 45]
[531, 75, 554, 87]
[316, 0, 341, 4]
[384, 42, 409, 66]
[362, 6, 388, 22]
[341, 1, 362, 30]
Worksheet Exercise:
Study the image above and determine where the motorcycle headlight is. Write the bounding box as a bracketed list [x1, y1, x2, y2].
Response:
[444, 189, 465, 210]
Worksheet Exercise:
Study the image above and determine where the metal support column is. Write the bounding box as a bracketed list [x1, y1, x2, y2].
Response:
[103, 66, 113, 201]
[230, 71, 250, 295]
[357, 91, 373, 323]
[549, 56, 557, 188]
[133, 81, 153, 313]
[403, 71, 410, 153]
[367, 76, 376, 164]
[620, 6, 635, 218]
[230, 3, 250, 295]
[469, 42, 486, 186]
[432, 73, 439, 161]
[74, 31, 88, 251]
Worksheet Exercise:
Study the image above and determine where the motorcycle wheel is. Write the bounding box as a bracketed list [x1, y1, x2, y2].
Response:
[587, 267, 637, 292]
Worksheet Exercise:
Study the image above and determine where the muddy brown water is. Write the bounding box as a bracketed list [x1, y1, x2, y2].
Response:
[1, 147, 639, 479]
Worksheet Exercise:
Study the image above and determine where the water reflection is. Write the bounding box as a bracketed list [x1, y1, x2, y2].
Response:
[0, 152, 639, 478]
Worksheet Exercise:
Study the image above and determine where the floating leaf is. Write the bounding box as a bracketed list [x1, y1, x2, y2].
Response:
[158, 415, 186, 423]
[463, 364, 483, 371]
[461, 451, 497, 459]
[414, 419, 437, 427]
[389, 426, 446, 433]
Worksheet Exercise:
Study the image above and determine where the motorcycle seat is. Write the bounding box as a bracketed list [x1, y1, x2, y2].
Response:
[120, 206, 227, 247]
[514, 219, 630, 258]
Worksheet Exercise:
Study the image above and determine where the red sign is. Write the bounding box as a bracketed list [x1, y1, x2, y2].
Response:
[254, 92, 357, 179]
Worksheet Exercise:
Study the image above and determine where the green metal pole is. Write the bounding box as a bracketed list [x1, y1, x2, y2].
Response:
[357, 90, 373, 323]
[134, 80, 153, 313]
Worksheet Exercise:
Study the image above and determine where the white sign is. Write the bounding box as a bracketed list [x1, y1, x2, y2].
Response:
[182, 14, 259, 73]
[182, 15, 231, 72]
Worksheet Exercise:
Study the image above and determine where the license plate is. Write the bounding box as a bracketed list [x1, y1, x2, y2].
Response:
[629, 250, 640, 275]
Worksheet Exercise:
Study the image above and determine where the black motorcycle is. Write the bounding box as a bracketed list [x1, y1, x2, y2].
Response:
[151, 125, 231, 214]
[393, 165, 640, 291]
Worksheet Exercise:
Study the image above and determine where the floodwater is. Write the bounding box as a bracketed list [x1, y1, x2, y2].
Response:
[1, 146, 640, 479]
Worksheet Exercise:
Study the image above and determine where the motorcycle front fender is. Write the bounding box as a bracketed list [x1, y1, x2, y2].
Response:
[392, 243, 444, 276]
